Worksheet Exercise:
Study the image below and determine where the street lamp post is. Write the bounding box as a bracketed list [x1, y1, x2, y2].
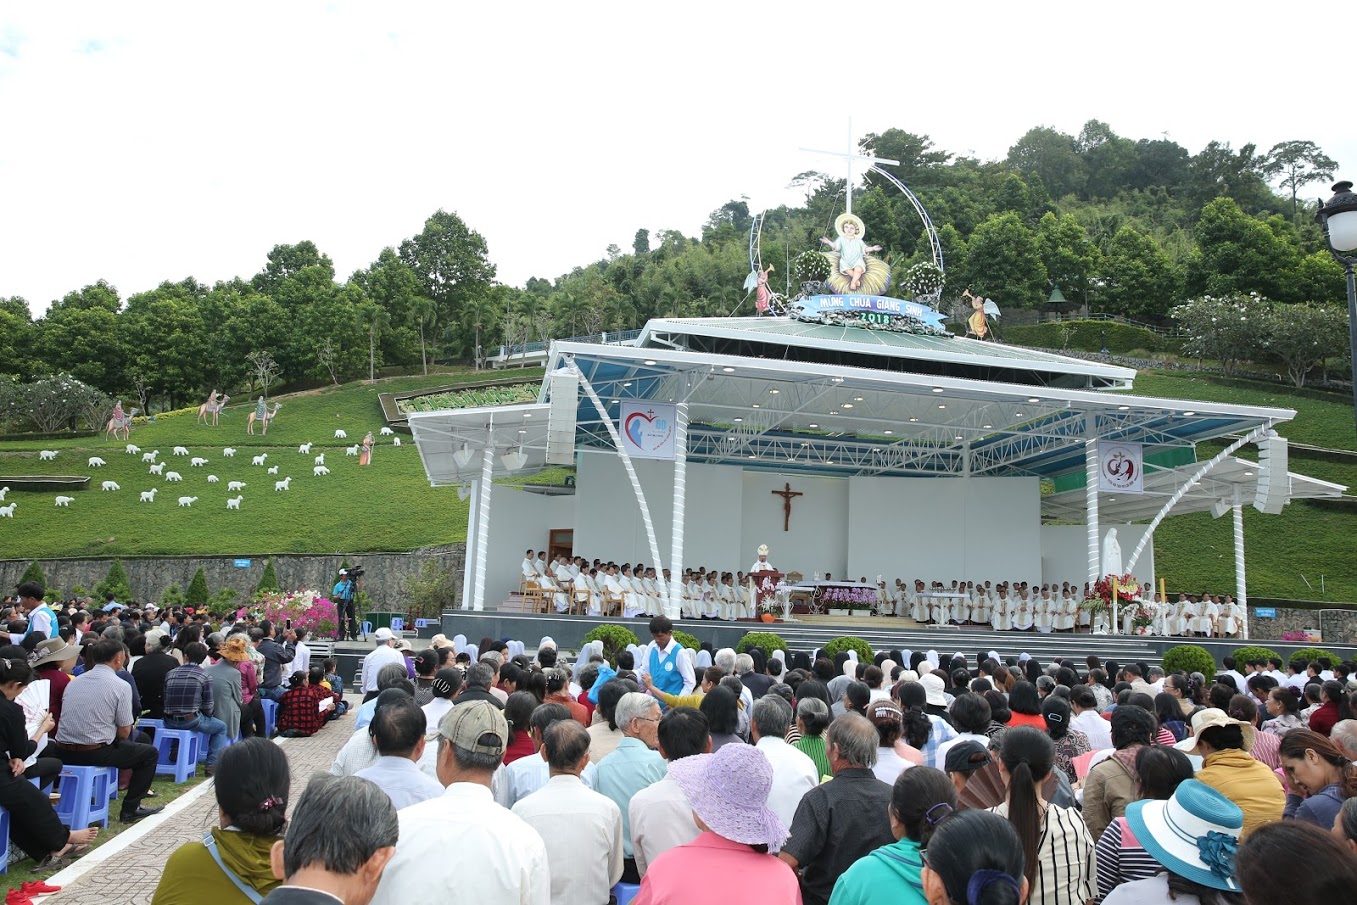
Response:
[1316, 181, 1357, 437]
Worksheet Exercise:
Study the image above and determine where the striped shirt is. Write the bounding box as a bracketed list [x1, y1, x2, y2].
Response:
[55, 664, 133, 746]
[990, 801, 1097, 905]
[1093, 816, 1159, 902]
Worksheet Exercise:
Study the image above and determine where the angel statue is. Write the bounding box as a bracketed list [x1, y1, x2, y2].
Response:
[197, 390, 231, 426]
[104, 400, 139, 441]
[247, 397, 281, 435]
[819, 213, 890, 295]
[743, 264, 776, 315]
[962, 289, 1001, 339]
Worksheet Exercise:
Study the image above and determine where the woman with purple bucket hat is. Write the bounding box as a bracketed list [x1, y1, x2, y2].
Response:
[633, 743, 801, 904]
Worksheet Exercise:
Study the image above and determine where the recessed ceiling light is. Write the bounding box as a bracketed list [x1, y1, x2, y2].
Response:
[752, 403, 761, 408]
[808, 423, 818, 429]
[842, 403, 854, 409]
[802, 441, 810, 446]
[883, 430, 893, 435]
[1027, 397, 1040, 403]
[831, 377, 844, 383]
[748, 454, 757, 459]
[722, 367, 735, 373]
[518, 429, 526, 434]
[824, 459, 834, 465]
[644, 360, 656, 366]
[610, 399, 619, 404]
[733, 417, 743, 423]
[1182, 410, 1196, 416]
[932, 387, 945, 393]
[909, 417, 918, 422]
[829, 410, 839, 415]
[955, 435, 964, 441]
[853, 396, 864, 402]
[1015, 412, 1024, 418]
[937, 404, 946, 410]
[523, 413, 531, 418]
[1117, 405, 1130, 411]
[983, 424, 992, 429]
[769, 388, 780, 395]
[1244, 471, 1254, 476]
[622, 382, 631, 388]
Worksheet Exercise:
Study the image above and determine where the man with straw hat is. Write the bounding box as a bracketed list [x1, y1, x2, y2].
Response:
[635, 742, 800, 904]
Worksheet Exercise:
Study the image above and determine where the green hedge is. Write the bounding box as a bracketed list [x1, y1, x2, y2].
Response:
[1288, 647, 1342, 667]
[672, 630, 701, 652]
[1002, 320, 1183, 355]
[1162, 644, 1217, 683]
[737, 632, 789, 658]
[823, 636, 873, 663]
[582, 624, 640, 664]
[1230, 645, 1281, 665]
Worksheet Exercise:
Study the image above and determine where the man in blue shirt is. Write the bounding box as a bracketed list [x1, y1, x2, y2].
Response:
[17, 582, 56, 640]
[356, 696, 444, 810]
[333, 570, 357, 640]
[594, 692, 666, 883]
[636, 616, 694, 701]
[161, 641, 231, 773]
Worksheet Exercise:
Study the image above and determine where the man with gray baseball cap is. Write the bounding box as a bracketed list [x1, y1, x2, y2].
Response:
[369, 701, 549, 905]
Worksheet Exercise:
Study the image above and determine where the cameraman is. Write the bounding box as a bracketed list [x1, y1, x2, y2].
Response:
[333, 569, 358, 640]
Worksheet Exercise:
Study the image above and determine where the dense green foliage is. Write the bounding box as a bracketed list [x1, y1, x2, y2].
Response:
[823, 636, 874, 662]
[95, 560, 133, 602]
[1002, 320, 1182, 355]
[396, 384, 539, 414]
[1161, 644, 1218, 682]
[256, 559, 279, 593]
[1230, 646, 1282, 665]
[1287, 647, 1342, 667]
[671, 630, 701, 652]
[582, 624, 639, 664]
[185, 567, 210, 607]
[737, 632, 789, 658]
[19, 561, 46, 590]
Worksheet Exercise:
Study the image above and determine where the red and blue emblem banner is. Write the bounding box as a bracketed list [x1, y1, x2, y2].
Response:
[619, 401, 677, 460]
[1098, 441, 1144, 494]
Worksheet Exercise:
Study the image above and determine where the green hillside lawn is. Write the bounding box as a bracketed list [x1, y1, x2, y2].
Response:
[0, 369, 542, 557]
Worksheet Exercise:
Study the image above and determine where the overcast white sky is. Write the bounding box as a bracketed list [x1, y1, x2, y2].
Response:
[2, 2, 1352, 316]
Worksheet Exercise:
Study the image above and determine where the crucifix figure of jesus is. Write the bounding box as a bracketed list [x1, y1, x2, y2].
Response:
[799, 119, 900, 215]
[771, 482, 803, 532]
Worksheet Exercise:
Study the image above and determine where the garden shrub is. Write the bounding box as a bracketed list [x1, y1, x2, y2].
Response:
[737, 632, 789, 659]
[1161, 644, 1217, 683]
[95, 559, 133, 602]
[1230, 645, 1281, 665]
[671, 630, 701, 652]
[256, 558, 279, 593]
[582, 624, 640, 665]
[1288, 647, 1342, 667]
[185, 567, 210, 607]
[823, 636, 873, 663]
[19, 561, 46, 589]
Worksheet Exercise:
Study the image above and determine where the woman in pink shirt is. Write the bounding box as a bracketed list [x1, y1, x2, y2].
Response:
[635, 742, 800, 905]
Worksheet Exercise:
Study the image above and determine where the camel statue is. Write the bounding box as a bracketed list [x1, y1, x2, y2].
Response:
[247, 402, 282, 435]
[197, 390, 230, 426]
[104, 405, 139, 441]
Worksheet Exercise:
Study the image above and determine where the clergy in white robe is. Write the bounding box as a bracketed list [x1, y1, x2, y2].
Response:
[1034, 594, 1054, 633]
[1220, 599, 1243, 637]
[749, 544, 776, 575]
[1011, 599, 1034, 632]
[910, 581, 928, 622]
[991, 594, 1011, 632]
[972, 588, 990, 625]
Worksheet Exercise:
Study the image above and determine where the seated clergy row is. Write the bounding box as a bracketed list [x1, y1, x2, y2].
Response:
[520, 550, 762, 620]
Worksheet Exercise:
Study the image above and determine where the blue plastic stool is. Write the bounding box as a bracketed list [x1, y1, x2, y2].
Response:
[137, 717, 164, 746]
[361, 620, 373, 639]
[105, 766, 119, 803]
[261, 699, 279, 738]
[53, 766, 112, 829]
[152, 728, 200, 782]
[611, 882, 641, 905]
[0, 805, 9, 873]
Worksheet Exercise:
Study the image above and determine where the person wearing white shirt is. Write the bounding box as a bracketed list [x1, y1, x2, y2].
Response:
[1069, 687, 1114, 751]
[359, 629, 407, 699]
[533, 551, 551, 578]
[629, 705, 707, 877]
[636, 617, 696, 697]
[749, 697, 818, 846]
[512, 721, 624, 905]
[496, 702, 599, 808]
[370, 701, 550, 905]
[355, 695, 446, 810]
[748, 543, 776, 574]
[285, 629, 312, 678]
[933, 693, 993, 770]
[522, 549, 538, 580]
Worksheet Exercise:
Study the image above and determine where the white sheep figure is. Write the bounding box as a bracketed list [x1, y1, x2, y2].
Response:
[87, 456, 106, 467]
[39, 450, 57, 461]
[379, 427, 394, 436]
[142, 450, 159, 463]
[252, 454, 268, 466]
[206, 475, 219, 484]
[227, 481, 246, 492]
[54, 496, 73, 507]
[275, 477, 292, 491]
[313, 453, 325, 466]
[139, 489, 158, 503]
[173, 446, 190, 456]
[267, 465, 279, 475]
[313, 465, 330, 476]
[101, 481, 120, 491]
[177, 496, 198, 507]
[334, 429, 347, 439]
[164, 471, 183, 482]
[226, 495, 243, 510]
[223, 448, 236, 458]
[299, 442, 312, 454]
[125, 444, 140, 455]
[149, 463, 165, 475]
[190, 457, 209, 467]
[0, 487, 8, 501]
[392, 437, 401, 446]
[346, 445, 359, 456]
[0, 503, 15, 518]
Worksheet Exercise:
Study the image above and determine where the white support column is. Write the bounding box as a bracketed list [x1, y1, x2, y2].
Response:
[461, 481, 478, 610]
[471, 440, 495, 612]
[667, 402, 688, 620]
[1233, 487, 1249, 640]
[1085, 431, 1100, 589]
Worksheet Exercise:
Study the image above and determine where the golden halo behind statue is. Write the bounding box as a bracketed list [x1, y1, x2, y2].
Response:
[834, 212, 866, 238]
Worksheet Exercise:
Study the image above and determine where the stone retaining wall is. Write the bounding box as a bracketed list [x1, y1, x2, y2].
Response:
[0, 546, 465, 610]
[1247, 606, 1357, 645]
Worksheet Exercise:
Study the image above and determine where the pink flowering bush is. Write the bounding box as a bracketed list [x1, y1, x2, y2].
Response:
[238, 589, 340, 639]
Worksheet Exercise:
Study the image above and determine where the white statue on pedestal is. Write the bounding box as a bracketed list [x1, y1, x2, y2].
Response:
[1101, 528, 1123, 577]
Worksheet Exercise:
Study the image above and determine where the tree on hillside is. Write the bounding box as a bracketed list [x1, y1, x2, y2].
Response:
[399, 210, 496, 353]
[1077, 120, 1140, 200]
[0, 299, 33, 381]
[33, 281, 127, 396]
[1258, 301, 1349, 387]
[410, 295, 436, 375]
[120, 279, 210, 408]
[1037, 212, 1099, 304]
[246, 350, 280, 402]
[1173, 293, 1267, 376]
[632, 228, 651, 256]
[860, 130, 951, 190]
[96, 560, 133, 602]
[252, 241, 335, 295]
[1095, 225, 1184, 318]
[361, 302, 390, 384]
[1262, 140, 1338, 219]
[959, 212, 1047, 308]
[1187, 141, 1274, 213]
[1006, 127, 1087, 199]
[1187, 198, 1300, 301]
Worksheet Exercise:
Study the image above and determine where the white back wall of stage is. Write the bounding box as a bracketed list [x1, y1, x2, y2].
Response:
[1040, 525, 1155, 590]
[741, 472, 849, 578]
[482, 487, 576, 609]
[574, 452, 743, 571]
[847, 477, 1041, 582]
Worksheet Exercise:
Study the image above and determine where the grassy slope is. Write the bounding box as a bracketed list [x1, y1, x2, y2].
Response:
[0, 369, 542, 558]
[1122, 372, 1357, 601]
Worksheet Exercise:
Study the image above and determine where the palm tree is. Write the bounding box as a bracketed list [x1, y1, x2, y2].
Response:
[361, 303, 390, 384]
[410, 296, 436, 375]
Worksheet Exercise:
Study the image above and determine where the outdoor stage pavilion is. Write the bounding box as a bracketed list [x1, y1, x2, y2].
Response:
[406, 315, 1346, 656]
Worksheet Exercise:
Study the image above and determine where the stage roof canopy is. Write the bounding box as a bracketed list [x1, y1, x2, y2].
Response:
[407, 316, 1346, 519]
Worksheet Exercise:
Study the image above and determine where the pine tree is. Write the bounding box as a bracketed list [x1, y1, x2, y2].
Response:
[185, 567, 210, 607]
[95, 560, 133, 602]
[256, 559, 279, 593]
[18, 561, 46, 589]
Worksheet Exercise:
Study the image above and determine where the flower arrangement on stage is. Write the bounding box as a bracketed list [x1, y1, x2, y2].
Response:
[238, 589, 340, 639]
[1130, 603, 1158, 634]
[903, 261, 944, 299]
[822, 586, 877, 612]
[1092, 573, 1142, 604]
[1078, 595, 1108, 616]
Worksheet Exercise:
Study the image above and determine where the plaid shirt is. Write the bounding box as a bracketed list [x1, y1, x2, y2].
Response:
[162, 663, 214, 719]
[277, 684, 332, 736]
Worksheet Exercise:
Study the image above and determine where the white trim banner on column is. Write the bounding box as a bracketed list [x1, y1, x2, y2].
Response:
[619, 401, 677, 460]
[1097, 441, 1144, 494]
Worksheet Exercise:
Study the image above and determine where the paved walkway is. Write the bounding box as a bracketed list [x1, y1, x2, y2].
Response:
[43, 706, 356, 905]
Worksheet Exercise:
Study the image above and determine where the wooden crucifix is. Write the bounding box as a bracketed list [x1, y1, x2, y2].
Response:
[771, 482, 804, 532]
